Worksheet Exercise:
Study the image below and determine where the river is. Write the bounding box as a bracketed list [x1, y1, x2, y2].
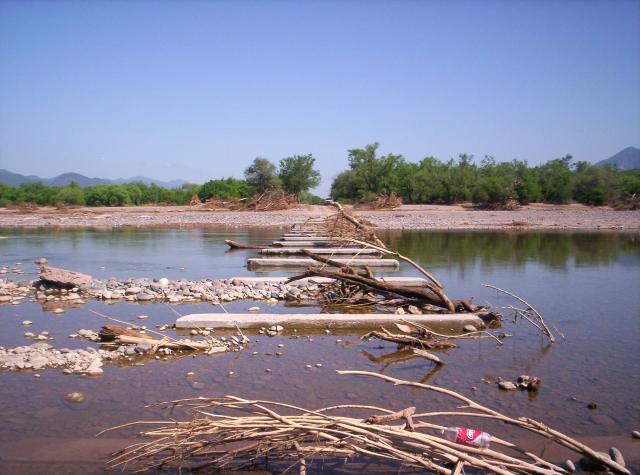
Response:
[0, 227, 638, 473]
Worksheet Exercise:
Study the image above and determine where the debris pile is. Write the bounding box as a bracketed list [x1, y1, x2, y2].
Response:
[105, 371, 630, 475]
[245, 189, 298, 211]
[354, 192, 403, 210]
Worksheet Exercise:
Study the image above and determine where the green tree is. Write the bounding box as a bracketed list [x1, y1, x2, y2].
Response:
[55, 183, 85, 205]
[538, 155, 574, 203]
[244, 157, 280, 193]
[278, 154, 321, 195]
[198, 178, 253, 201]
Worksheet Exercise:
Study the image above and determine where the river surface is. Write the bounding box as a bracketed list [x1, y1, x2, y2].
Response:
[0, 227, 639, 473]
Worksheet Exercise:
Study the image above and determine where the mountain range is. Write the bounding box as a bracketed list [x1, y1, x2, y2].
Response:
[0, 169, 189, 188]
[594, 146, 640, 171]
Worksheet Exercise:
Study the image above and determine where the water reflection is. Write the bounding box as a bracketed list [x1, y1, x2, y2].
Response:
[383, 230, 640, 272]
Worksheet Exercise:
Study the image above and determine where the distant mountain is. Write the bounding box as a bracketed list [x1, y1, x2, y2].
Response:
[45, 172, 112, 188]
[0, 169, 190, 188]
[595, 146, 640, 170]
[0, 169, 41, 186]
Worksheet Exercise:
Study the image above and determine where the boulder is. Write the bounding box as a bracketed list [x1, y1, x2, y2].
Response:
[40, 266, 92, 288]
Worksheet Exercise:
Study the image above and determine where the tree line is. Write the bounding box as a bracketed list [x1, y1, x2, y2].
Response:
[330, 143, 640, 206]
[0, 154, 322, 207]
[2, 144, 638, 208]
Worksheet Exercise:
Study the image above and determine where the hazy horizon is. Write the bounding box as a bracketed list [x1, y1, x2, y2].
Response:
[1, 1, 639, 196]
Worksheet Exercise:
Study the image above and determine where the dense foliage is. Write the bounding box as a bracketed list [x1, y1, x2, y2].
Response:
[0, 181, 201, 207]
[0, 155, 323, 207]
[330, 143, 640, 206]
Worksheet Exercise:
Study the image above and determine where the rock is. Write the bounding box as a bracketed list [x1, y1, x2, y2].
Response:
[609, 447, 625, 467]
[102, 290, 113, 300]
[138, 315, 149, 320]
[577, 452, 612, 472]
[135, 343, 152, 354]
[190, 381, 205, 390]
[463, 325, 478, 333]
[64, 392, 86, 403]
[562, 460, 576, 472]
[395, 307, 406, 315]
[407, 305, 422, 315]
[268, 325, 284, 333]
[24, 332, 34, 338]
[158, 278, 169, 288]
[40, 266, 92, 288]
[266, 298, 278, 305]
[125, 286, 141, 295]
[632, 430, 640, 439]
[248, 306, 260, 312]
[53, 308, 64, 314]
[35, 258, 49, 266]
[498, 381, 517, 390]
[517, 374, 541, 391]
[21, 320, 32, 326]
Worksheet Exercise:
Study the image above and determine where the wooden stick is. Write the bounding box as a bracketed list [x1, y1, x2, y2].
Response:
[482, 284, 555, 343]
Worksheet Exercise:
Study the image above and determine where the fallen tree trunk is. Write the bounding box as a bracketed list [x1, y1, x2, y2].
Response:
[224, 240, 264, 250]
[289, 267, 479, 313]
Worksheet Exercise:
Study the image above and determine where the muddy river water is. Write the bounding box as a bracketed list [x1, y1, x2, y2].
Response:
[0, 227, 639, 473]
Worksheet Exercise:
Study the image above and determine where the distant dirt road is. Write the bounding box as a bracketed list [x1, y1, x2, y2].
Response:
[0, 203, 638, 231]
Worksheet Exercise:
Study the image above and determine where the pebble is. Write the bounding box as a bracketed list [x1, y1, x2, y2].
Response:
[138, 315, 149, 320]
[24, 332, 35, 338]
[248, 306, 260, 312]
[277, 344, 284, 348]
[265, 368, 271, 373]
[53, 308, 64, 314]
[463, 325, 478, 333]
[228, 371, 235, 376]
[632, 430, 640, 439]
[498, 381, 517, 390]
[305, 364, 312, 369]
[190, 330, 198, 336]
[562, 460, 576, 472]
[190, 381, 205, 390]
[21, 320, 32, 326]
[64, 392, 86, 404]
[315, 363, 322, 368]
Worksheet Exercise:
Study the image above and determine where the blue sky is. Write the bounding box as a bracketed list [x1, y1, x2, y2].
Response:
[1, 0, 638, 195]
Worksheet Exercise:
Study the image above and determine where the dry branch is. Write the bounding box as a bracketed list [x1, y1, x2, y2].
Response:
[483, 284, 555, 343]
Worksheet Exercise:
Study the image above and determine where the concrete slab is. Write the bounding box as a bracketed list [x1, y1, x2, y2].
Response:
[280, 236, 336, 241]
[176, 312, 482, 330]
[247, 258, 399, 268]
[230, 276, 431, 287]
[272, 240, 345, 247]
[260, 248, 380, 255]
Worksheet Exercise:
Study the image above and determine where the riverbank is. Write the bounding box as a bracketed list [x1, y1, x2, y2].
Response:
[0, 203, 639, 230]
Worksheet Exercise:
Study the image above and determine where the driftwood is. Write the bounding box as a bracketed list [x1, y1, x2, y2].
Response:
[362, 328, 457, 350]
[483, 284, 555, 343]
[224, 239, 264, 250]
[327, 202, 387, 249]
[103, 371, 630, 475]
[289, 267, 479, 313]
[98, 324, 225, 352]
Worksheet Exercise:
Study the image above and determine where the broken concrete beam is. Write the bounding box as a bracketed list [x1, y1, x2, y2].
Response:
[230, 276, 430, 287]
[272, 240, 344, 247]
[39, 266, 92, 288]
[247, 258, 399, 269]
[280, 236, 337, 241]
[259, 248, 380, 255]
[176, 312, 483, 330]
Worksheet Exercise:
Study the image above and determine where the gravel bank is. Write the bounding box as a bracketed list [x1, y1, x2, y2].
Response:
[1, 204, 639, 230]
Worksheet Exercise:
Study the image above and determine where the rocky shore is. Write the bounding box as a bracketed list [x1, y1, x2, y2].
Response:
[1, 203, 639, 230]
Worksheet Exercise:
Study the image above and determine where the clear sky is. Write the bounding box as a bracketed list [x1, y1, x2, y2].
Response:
[1, 0, 639, 195]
